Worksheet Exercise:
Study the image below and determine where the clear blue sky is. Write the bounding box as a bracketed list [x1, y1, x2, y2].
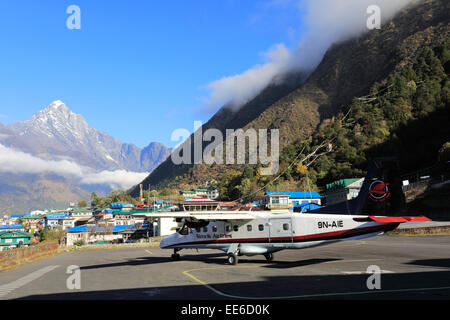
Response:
[0, 0, 306, 148]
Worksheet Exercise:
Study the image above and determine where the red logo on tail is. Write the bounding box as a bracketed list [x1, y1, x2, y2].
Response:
[368, 180, 390, 202]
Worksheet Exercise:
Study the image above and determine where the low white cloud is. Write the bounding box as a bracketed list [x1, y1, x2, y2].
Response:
[79, 170, 149, 190]
[0, 143, 148, 190]
[200, 43, 292, 113]
[200, 0, 414, 113]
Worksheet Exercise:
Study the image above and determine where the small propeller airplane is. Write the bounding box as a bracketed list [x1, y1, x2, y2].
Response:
[144, 158, 431, 265]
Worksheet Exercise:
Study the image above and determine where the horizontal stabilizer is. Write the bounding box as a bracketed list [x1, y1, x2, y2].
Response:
[369, 216, 408, 223]
[368, 215, 431, 223]
[401, 216, 432, 222]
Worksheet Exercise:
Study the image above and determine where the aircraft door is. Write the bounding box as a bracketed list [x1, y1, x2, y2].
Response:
[269, 218, 293, 243]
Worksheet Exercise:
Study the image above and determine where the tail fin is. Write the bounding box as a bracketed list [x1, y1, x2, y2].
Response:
[310, 157, 406, 215]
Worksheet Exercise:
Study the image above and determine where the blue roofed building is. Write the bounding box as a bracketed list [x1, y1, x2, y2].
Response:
[0, 224, 25, 232]
[293, 203, 323, 213]
[109, 203, 134, 210]
[264, 191, 323, 208]
[66, 224, 137, 245]
[45, 213, 70, 229]
[9, 214, 26, 224]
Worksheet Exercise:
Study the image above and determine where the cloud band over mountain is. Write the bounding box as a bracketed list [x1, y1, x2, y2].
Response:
[0, 143, 148, 190]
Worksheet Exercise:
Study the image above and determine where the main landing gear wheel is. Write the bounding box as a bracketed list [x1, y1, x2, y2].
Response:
[264, 253, 274, 262]
[227, 253, 239, 265]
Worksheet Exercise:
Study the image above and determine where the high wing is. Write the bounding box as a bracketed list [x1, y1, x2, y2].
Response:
[141, 210, 255, 222]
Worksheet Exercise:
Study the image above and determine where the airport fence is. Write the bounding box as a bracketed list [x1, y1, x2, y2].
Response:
[0, 242, 60, 272]
[64, 237, 163, 251]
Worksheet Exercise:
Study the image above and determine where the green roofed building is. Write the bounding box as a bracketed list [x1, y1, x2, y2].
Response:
[180, 188, 218, 199]
[324, 178, 364, 205]
[0, 230, 33, 251]
[180, 188, 208, 198]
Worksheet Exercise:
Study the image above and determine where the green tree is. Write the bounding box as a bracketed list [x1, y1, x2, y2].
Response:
[78, 200, 87, 208]
[438, 142, 450, 163]
[40, 227, 66, 244]
[90, 192, 100, 207]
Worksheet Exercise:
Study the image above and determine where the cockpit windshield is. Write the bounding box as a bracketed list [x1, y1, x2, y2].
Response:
[178, 223, 189, 235]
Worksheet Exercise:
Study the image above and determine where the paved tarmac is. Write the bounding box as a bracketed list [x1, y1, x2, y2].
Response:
[1, 235, 449, 300]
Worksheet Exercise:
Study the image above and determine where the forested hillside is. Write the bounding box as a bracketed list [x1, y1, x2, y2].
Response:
[129, 0, 450, 200]
[210, 39, 450, 201]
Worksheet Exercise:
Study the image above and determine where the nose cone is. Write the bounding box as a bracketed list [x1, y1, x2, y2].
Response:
[160, 236, 169, 248]
[160, 234, 175, 248]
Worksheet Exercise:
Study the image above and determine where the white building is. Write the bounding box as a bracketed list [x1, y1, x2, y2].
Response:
[157, 218, 179, 236]
[207, 187, 219, 200]
[62, 218, 76, 230]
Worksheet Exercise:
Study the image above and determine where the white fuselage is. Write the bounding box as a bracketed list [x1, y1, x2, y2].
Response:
[160, 212, 399, 256]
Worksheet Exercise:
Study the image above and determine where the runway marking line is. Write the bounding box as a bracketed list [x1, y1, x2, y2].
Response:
[182, 263, 449, 300]
[145, 249, 153, 255]
[183, 265, 257, 299]
[324, 258, 383, 264]
[0, 265, 59, 298]
[341, 270, 393, 274]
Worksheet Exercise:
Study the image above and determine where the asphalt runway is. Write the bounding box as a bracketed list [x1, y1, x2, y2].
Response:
[1, 235, 449, 300]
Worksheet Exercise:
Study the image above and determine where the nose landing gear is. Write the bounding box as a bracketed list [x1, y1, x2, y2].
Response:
[171, 248, 181, 261]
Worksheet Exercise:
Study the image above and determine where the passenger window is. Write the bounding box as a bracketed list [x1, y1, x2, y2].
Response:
[212, 225, 217, 232]
[259, 224, 264, 231]
[233, 225, 239, 232]
[247, 225, 252, 232]
[195, 227, 201, 233]
[202, 226, 208, 232]
[226, 225, 231, 232]
[283, 223, 289, 231]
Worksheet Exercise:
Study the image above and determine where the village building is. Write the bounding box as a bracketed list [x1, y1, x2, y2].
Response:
[62, 218, 76, 230]
[324, 178, 364, 205]
[180, 188, 208, 198]
[207, 186, 219, 200]
[0, 224, 25, 232]
[68, 207, 93, 218]
[94, 212, 114, 223]
[261, 193, 291, 210]
[45, 213, 69, 229]
[9, 214, 26, 224]
[218, 201, 241, 210]
[66, 226, 90, 246]
[264, 191, 323, 208]
[112, 211, 145, 226]
[21, 215, 45, 233]
[180, 198, 219, 211]
[261, 191, 323, 210]
[0, 230, 33, 251]
[66, 225, 124, 246]
[156, 218, 178, 236]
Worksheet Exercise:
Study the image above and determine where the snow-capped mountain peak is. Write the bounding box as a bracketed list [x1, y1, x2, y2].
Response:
[5, 101, 170, 173]
[9, 100, 90, 140]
